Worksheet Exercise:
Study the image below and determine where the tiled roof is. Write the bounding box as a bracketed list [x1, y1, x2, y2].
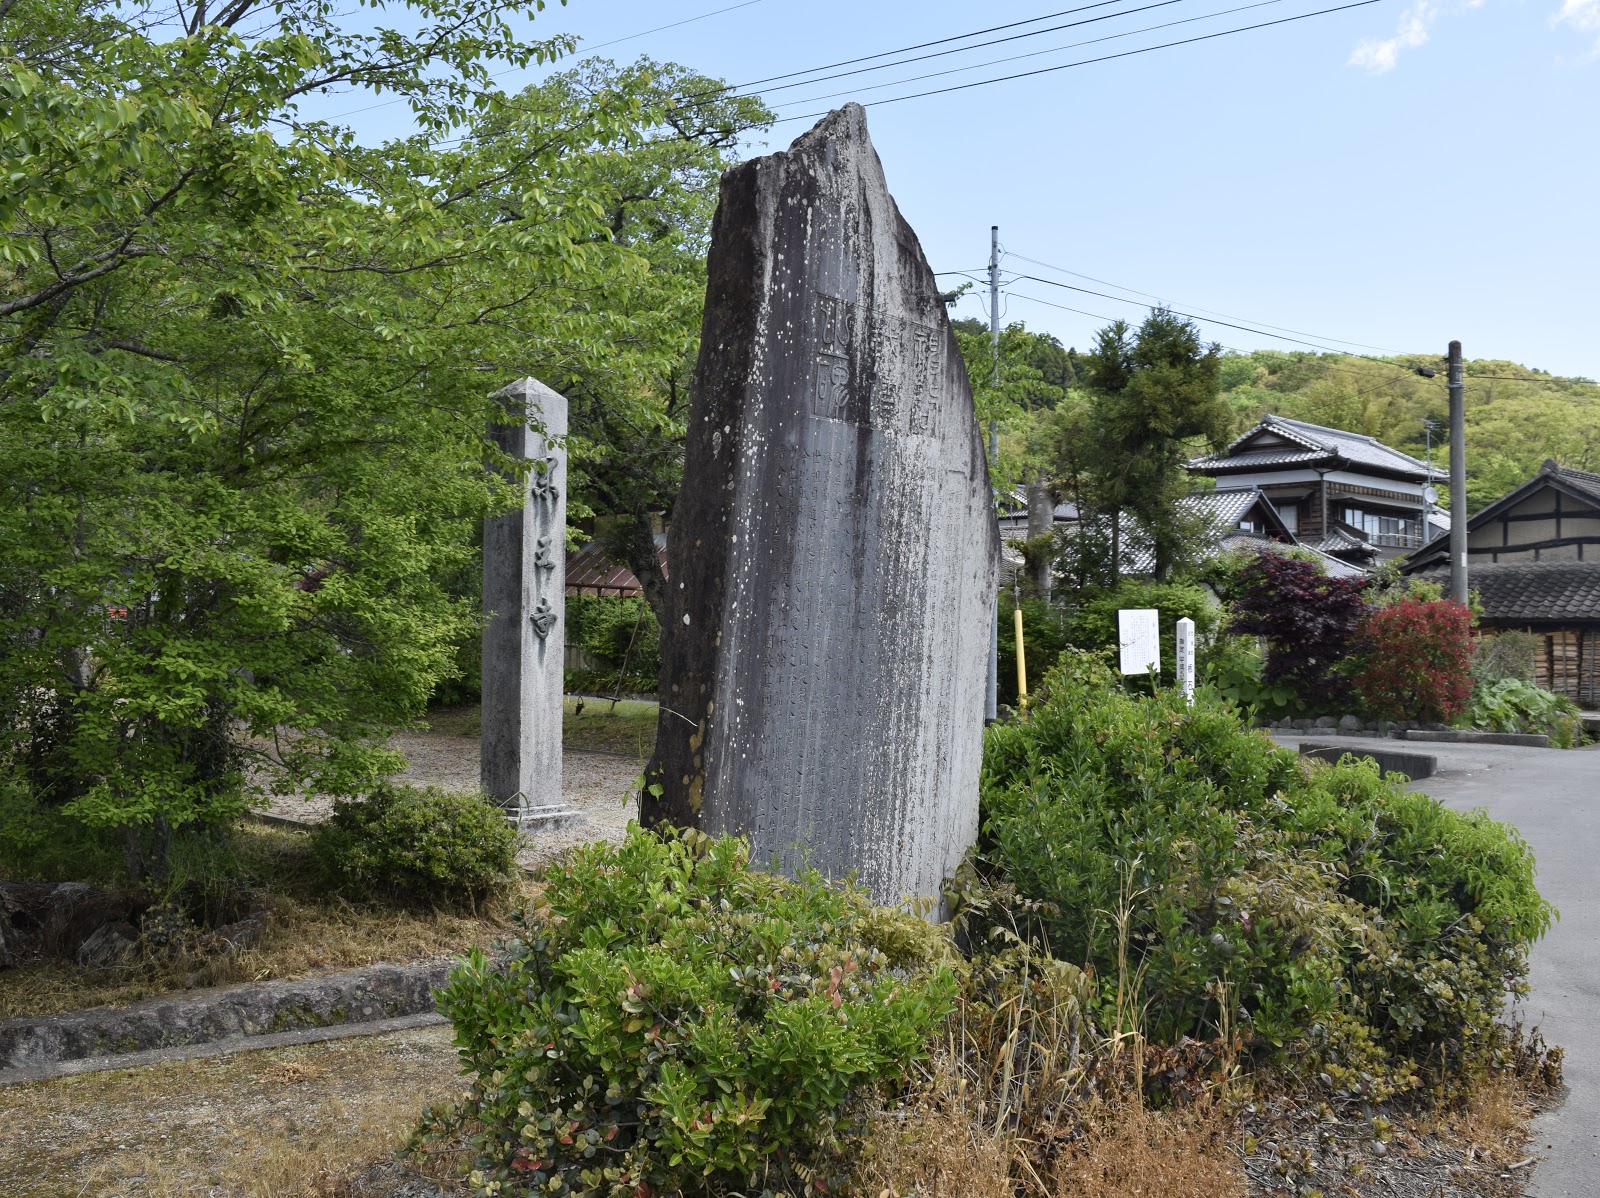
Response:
[1191, 416, 1435, 479]
[1548, 462, 1600, 506]
[1414, 561, 1600, 625]
[1180, 486, 1270, 529]
[565, 534, 668, 597]
[1304, 527, 1374, 556]
[1195, 448, 1327, 470]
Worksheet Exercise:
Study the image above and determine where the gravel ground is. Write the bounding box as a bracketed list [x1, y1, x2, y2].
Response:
[259, 732, 640, 869]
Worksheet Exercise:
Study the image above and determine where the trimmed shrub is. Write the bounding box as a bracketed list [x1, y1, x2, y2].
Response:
[1466, 678, 1584, 748]
[1066, 579, 1220, 686]
[310, 784, 516, 906]
[427, 828, 955, 1197]
[979, 653, 1551, 1095]
[1350, 598, 1474, 723]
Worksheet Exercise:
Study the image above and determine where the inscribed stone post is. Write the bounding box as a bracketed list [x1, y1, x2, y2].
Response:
[1175, 616, 1196, 704]
[642, 104, 1000, 910]
[481, 378, 567, 818]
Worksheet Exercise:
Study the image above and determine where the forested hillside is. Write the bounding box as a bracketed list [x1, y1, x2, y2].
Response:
[960, 313, 1600, 516]
[1215, 350, 1600, 512]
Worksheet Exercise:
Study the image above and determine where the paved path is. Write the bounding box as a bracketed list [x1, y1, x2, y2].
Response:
[1271, 734, 1600, 1197]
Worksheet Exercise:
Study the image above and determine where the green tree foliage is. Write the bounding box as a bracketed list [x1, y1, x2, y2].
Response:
[951, 320, 1068, 493]
[0, 0, 763, 879]
[1218, 350, 1600, 512]
[1075, 310, 1230, 581]
[427, 828, 955, 1197]
[979, 653, 1552, 1093]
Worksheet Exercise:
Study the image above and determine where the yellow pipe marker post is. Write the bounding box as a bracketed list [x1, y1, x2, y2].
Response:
[1013, 601, 1028, 713]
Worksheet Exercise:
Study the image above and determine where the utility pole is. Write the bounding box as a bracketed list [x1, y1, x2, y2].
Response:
[985, 225, 1000, 723]
[1447, 340, 1468, 606]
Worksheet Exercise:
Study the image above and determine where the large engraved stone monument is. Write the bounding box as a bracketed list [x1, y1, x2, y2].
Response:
[481, 378, 576, 828]
[643, 105, 999, 907]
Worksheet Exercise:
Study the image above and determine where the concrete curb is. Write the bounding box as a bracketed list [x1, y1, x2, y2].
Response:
[1404, 729, 1550, 748]
[1299, 742, 1438, 781]
[0, 1011, 450, 1086]
[0, 958, 452, 1077]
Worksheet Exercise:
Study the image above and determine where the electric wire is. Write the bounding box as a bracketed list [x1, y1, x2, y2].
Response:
[763, 0, 1387, 125]
[768, 0, 1294, 110]
[705, 0, 1198, 100]
[1005, 251, 1403, 353]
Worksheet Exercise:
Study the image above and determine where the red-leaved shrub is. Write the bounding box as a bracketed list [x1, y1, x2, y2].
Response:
[1350, 598, 1474, 723]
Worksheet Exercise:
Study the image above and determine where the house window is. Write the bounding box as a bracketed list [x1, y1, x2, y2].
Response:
[1278, 505, 1298, 535]
[1341, 506, 1420, 547]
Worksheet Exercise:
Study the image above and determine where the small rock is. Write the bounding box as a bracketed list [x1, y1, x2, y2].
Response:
[1338, 714, 1362, 733]
[75, 921, 138, 969]
[1369, 1141, 1388, 1157]
[1314, 715, 1338, 729]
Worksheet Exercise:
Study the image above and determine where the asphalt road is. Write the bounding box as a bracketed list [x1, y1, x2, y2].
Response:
[1271, 733, 1600, 1197]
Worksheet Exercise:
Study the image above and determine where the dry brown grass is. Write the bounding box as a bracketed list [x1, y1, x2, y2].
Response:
[0, 1023, 467, 1198]
[1047, 1101, 1244, 1198]
[0, 881, 534, 1021]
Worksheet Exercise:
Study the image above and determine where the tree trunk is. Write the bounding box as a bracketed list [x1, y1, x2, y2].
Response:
[1025, 476, 1053, 598]
[601, 510, 668, 630]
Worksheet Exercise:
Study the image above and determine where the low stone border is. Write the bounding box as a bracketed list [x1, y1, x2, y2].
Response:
[1299, 742, 1438, 781]
[0, 1010, 450, 1086]
[1403, 729, 1550, 748]
[0, 958, 452, 1078]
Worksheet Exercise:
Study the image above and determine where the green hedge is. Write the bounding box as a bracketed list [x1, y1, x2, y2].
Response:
[310, 784, 517, 906]
[977, 652, 1552, 1095]
[427, 829, 954, 1197]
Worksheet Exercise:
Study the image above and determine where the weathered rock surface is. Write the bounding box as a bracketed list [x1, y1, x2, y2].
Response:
[0, 958, 451, 1071]
[643, 105, 999, 909]
[0, 881, 147, 970]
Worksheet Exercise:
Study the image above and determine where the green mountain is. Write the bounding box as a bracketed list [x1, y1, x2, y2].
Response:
[1214, 350, 1600, 512]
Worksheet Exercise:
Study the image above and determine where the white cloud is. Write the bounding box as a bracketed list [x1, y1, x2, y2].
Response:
[1553, 0, 1600, 55]
[1349, 1, 1439, 73]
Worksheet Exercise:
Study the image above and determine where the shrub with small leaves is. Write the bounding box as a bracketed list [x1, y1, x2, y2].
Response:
[310, 784, 516, 906]
[425, 828, 956, 1197]
[980, 652, 1552, 1096]
[1349, 598, 1474, 724]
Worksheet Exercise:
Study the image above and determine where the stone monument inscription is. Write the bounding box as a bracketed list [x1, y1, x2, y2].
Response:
[643, 104, 999, 910]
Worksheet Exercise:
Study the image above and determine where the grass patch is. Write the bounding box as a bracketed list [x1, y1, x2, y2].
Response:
[561, 696, 658, 756]
[420, 699, 658, 757]
[0, 1024, 467, 1198]
[0, 823, 531, 1022]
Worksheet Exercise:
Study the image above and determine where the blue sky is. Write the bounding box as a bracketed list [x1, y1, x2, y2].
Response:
[316, 0, 1600, 377]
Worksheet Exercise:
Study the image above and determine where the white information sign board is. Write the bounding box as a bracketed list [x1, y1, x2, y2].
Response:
[1117, 608, 1161, 676]
[1175, 616, 1196, 704]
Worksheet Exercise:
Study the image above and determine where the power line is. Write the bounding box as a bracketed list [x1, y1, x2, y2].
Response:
[1009, 272, 1393, 355]
[1005, 250, 1402, 353]
[729, 0, 1197, 99]
[585, 0, 769, 52]
[722, 0, 1140, 93]
[765, 0, 1388, 125]
[769, 0, 1294, 111]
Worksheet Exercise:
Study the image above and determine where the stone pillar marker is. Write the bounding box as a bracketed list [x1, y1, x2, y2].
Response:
[643, 104, 1000, 909]
[481, 378, 573, 826]
[1176, 616, 1196, 705]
